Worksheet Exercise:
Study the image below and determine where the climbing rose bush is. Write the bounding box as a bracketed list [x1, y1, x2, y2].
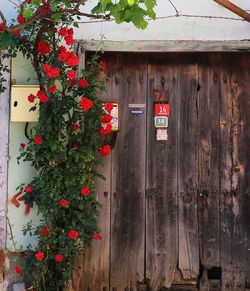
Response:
[8, 17, 114, 291]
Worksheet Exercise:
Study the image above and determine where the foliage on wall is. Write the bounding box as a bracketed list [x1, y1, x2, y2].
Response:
[0, 0, 156, 290]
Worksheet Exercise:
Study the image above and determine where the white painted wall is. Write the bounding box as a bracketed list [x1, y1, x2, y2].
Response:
[75, 0, 250, 41]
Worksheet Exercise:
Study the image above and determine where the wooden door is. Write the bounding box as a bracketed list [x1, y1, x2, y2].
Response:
[72, 52, 250, 291]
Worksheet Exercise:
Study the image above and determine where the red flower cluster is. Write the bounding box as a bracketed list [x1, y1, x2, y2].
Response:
[55, 254, 64, 262]
[68, 230, 79, 240]
[67, 69, 76, 80]
[80, 97, 93, 111]
[25, 185, 33, 193]
[58, 46, 79, 66]
[72, 123, 80, 132]
[35, 251, 45, 261]
[78, 79, 88, 88]
[93, 233, 102, 240]
[80, 186, 90, 197]
[99, 145, 111, 156]
[47, 84, 56, 93]
[37, 90, 49, 103]
[100, 114, 112, 123]
[17, 15, 26, 25]
[28, 93, 35, 103]
[38, 40, 51, 55]
[99, 124, 112, 135]
[104, 102, 113, 113]
[20, 143, 26, 149]
[59, 27, 74, 45]
[40, 226, 49, 236]
[35, 252, 44, 262]
[59, 199, 69, 208]
[11, 29, 20, 36]
[34, 135, 43, 145]
[15, 266, 22, 275]
[43, 64, 60, 78]
[100, 60, 107, 71]
[0, 23, 5, 31]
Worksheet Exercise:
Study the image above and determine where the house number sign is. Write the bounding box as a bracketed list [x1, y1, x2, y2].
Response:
[154, 103, 170, 141]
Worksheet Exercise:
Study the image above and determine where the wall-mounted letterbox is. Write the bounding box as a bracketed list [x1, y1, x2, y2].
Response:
[11, 85, 39, 122]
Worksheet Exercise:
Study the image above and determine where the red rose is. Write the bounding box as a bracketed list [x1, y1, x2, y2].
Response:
[72, 123, 80, 132]
[78, 79, 88, 87]
[25, 185, 32, 193]
[104, 102, 113, 113]
[49, 68, 60, 78]
[34, 135, 43, 145]
[68, 230, 79, 240]
[67, 69, 76, 79]
[39, 226, 49, 236]
[93, 233, 102, 240]
[20, 143, 26, 149]
[43, 64, 60, 78]
[65, 34, 74, 45]
[100, 124, 112, 135]
[17, 15, 26, 25]
[58, 49, 69, 62]
[59, 199, 69, 208]
[47, 84, 56, 93]
[80, 97, 93, 111]
[12, 29, 20, 36]
[66, 53, 79, 66]
[100, 114, 112, 123]
[59, 27, 68, 37]
[54, 254, 64, 262]
[99, 145, 111, 156]
[37, 40, 51, 55]
[35, 251, 44, 261]
[0, 23, 5, 31]
[80, 186, 90, 197]
[100, 60, 107, 71]
[28, 93, 35, 103]
[15, 266, 22, 275]
[43, 64, 51, 73]
[37, 90, 49, 103]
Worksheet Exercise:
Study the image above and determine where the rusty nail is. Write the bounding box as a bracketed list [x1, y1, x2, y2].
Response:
[104, 191, 108, 197]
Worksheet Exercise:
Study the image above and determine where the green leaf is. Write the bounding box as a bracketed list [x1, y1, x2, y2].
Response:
[23, 9, 33, 19]
[127, 0, 135, 6]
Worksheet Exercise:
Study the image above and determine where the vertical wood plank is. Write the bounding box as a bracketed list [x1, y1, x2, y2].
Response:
[197, 55, 220, 271]
[72, 54, 113, 291]
[110, 54, 146, 290]
[178, 59, 199, 280]
[146, 55, 178, 290]
[0, 57, 10, 250]
[219, 54, 249, 291]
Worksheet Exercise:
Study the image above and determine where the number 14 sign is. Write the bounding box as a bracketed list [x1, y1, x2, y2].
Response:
[155, 103, 170, 116]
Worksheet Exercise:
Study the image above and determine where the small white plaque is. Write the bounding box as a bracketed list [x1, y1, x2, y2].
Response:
[156, 129, 168, 141]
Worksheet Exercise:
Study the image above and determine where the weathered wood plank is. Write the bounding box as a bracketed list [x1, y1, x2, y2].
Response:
[219, 54, 249, 291]
[177, 59, 199, 280]
[110, 54, 146, 290]
[0, 57, 10, 250]
[146, 55, 178, 290]
[231, 55, 250, 291]
[72, 54, 113, 291]
[81, 40, 250, 53]
[197, 55, 220, 271]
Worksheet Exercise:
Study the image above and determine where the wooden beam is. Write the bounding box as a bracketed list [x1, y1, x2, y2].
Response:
[79, 40, 250, 52]
[213, 0, 250, 22]
[0, 57, 10, 250]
